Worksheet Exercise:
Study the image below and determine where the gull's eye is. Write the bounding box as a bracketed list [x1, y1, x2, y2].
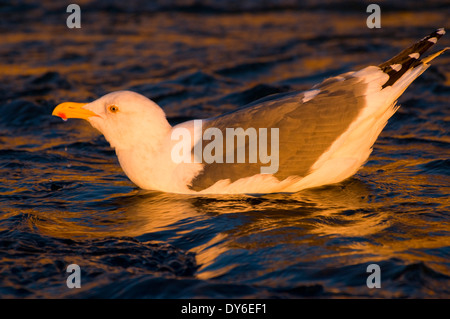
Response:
[109, 105, 119, 113]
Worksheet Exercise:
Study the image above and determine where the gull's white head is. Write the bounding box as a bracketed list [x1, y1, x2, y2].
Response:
[52, 91, 171, 150]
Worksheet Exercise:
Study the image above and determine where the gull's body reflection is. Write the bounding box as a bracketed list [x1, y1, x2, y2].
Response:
[33, 179, 381, 279]
[16, 173, 450, 296]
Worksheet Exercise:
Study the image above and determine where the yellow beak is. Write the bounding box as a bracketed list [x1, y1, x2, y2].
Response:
[52, 102, 98, 121]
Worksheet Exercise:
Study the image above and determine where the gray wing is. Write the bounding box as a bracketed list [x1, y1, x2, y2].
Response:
[189, 74, 368, 191]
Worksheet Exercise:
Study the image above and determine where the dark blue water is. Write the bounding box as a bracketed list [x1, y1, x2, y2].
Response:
[0, 0, 449, 298]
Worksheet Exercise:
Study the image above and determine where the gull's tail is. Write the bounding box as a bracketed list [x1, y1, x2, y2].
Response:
[379, 28, 448, 88]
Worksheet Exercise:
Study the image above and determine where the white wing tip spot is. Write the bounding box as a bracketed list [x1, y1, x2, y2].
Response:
[408, 52, 420, 59]
[428, 37, 438, 43]
[437, 28, 445, 35]
[390, 64, 402, 72]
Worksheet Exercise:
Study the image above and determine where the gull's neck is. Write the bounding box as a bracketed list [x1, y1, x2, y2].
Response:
[114, 116, 174, 188]
[115, 118, 204, 193]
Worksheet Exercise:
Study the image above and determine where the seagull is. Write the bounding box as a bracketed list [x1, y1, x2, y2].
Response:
[53, 28, 448, 194]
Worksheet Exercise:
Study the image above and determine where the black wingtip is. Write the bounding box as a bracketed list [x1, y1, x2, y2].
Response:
[379, 28, 446, 88]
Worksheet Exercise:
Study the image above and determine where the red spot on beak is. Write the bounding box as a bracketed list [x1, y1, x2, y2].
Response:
[58, 112, 68, 121]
